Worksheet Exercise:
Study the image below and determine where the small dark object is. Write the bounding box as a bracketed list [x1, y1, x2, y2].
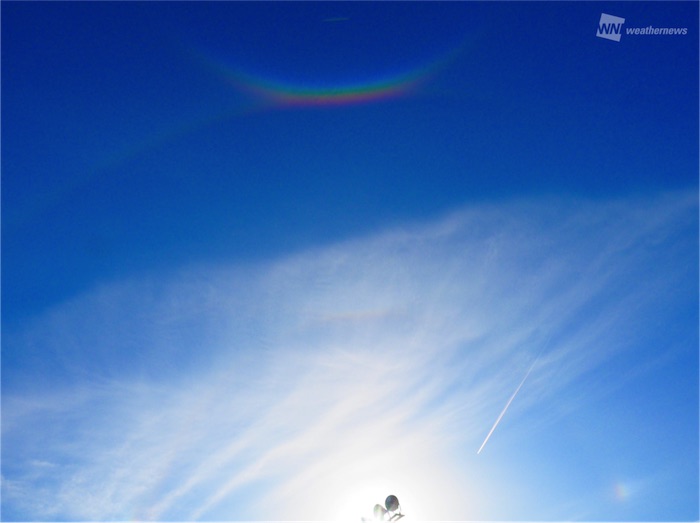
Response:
[369, 494, 404, 521]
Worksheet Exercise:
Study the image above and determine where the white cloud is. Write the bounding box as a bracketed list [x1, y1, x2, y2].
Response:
[2, 191, 696, 521]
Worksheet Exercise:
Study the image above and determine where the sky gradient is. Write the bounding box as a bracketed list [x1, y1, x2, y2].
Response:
[2, 2, 698, 522]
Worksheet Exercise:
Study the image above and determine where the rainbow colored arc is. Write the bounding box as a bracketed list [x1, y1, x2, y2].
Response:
[196, 42, 466, 108]
[224, 68, 430, 107]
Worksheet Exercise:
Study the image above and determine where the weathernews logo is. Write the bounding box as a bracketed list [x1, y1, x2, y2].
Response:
[596, 12, 688, 42]
[596, 13, 625, 41]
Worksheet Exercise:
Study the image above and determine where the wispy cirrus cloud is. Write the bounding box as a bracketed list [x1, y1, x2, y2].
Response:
[2, 191, 696, 521]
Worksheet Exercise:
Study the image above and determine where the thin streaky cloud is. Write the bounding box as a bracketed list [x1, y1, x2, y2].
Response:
[2, 191, 696, 521]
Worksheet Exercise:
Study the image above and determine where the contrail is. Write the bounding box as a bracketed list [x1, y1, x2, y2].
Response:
[477, 352, 542, 454]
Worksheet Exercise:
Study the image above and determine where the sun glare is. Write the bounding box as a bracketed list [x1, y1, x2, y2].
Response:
[332, 477, 428, 523]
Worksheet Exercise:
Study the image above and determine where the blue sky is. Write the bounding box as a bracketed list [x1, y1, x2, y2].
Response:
[1, 2, 698, 522]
